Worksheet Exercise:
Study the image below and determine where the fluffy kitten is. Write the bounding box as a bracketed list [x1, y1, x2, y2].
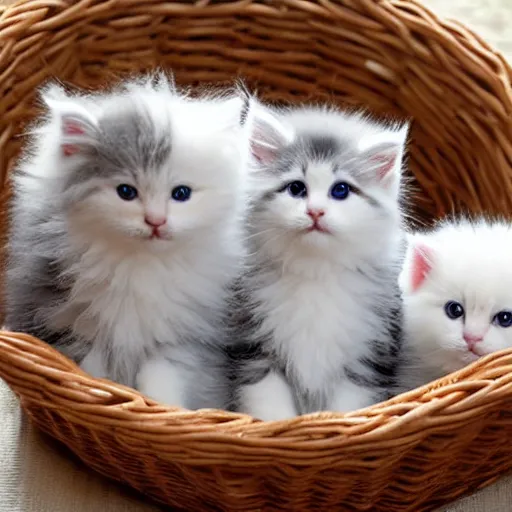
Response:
[398, 219, 512, 390]
[229, 104, 408, 421]
[5, 74, 253, 410]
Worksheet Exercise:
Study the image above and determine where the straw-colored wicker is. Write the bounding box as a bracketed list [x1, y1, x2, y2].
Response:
[1, 1, 512, 511]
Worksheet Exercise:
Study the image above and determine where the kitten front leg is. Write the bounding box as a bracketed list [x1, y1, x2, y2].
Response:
[328, 378, 380, 413]
[136, 357, 185, 408]
[238, 370, 298, 421]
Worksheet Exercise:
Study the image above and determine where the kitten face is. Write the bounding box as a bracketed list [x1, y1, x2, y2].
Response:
[40, 78, 250, 250]
[248, 105, 408, 265]
[400, 221, 512, 373]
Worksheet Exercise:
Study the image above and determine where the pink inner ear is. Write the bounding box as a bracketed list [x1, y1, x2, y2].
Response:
[62, 119, 85, 136]
[411, 244, 432, 291]
[62, 144, 80, 156]
[370, 153, 396, 180]
[250, 140, 277, 165]
[61, 117, 88, 156]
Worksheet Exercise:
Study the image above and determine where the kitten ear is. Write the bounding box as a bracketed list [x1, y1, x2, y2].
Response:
[404, 242, 434, 292]
[42, 86, 99, 157]
[250, 103, 295, 164]
[358, 124, 408, 185]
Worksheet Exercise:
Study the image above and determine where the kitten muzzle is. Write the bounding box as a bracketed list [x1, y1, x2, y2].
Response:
[306, 221, 330, 234]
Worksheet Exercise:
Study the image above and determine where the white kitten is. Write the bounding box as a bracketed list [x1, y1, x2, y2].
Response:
[228, 104, 408, 421]
[6, 74, 253, 410]
[398, 219, 512, 390]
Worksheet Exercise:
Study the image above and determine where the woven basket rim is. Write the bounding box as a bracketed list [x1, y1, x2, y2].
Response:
[2, 331, 512, 451]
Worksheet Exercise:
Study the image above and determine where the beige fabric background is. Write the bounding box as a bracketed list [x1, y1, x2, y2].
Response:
[1, 0, 512, 510]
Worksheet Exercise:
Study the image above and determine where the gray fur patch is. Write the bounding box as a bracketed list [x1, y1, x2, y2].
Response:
[65, 97, 172, 193]
[271, 134, 345, 176]
[301, 134, 341, 161]
[97, 98, 172, 172]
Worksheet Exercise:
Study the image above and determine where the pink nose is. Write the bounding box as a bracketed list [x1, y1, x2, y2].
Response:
[307, 208, 325, 221]
[463, 333, 484, 346]
[144, 215, 166, 228]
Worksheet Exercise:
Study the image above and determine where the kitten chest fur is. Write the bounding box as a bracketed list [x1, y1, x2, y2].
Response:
[253, 263, 385, 396]
[52, 233, 237, 385]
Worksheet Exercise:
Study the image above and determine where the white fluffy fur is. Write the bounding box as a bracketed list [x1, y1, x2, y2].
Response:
[399, 219, 512, 390]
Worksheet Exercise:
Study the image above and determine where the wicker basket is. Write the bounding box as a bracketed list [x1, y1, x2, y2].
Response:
[2, 1, 512, 511]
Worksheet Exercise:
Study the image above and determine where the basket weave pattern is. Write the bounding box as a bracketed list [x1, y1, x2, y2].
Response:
[1, 1, 512, 511]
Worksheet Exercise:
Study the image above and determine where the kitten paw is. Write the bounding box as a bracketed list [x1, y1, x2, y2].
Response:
[136, 358, 185, 408]
[238, 370, 298, 421]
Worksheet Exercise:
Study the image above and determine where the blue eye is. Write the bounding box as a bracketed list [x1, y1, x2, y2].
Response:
[283, 180, 307, 198]
[494, 310, 512, 327]
[116, 184, 138, 201]
[330, 181, 351, 200]
[444, 301, 464, 320]
[171, 185, 192, 202]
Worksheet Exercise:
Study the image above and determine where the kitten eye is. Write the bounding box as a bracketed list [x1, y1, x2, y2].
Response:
[171, 185, 192, 202]
[444, 301, 464, 320]
[283, 180, 307, 198]
[116, 184, 138, 201]
[494, 310, 512, 328]
[330, 181, 351, 200]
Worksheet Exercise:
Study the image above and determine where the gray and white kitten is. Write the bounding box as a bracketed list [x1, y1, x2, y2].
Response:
[229, 104, 408, 421]
[5, 74, 253, 410]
